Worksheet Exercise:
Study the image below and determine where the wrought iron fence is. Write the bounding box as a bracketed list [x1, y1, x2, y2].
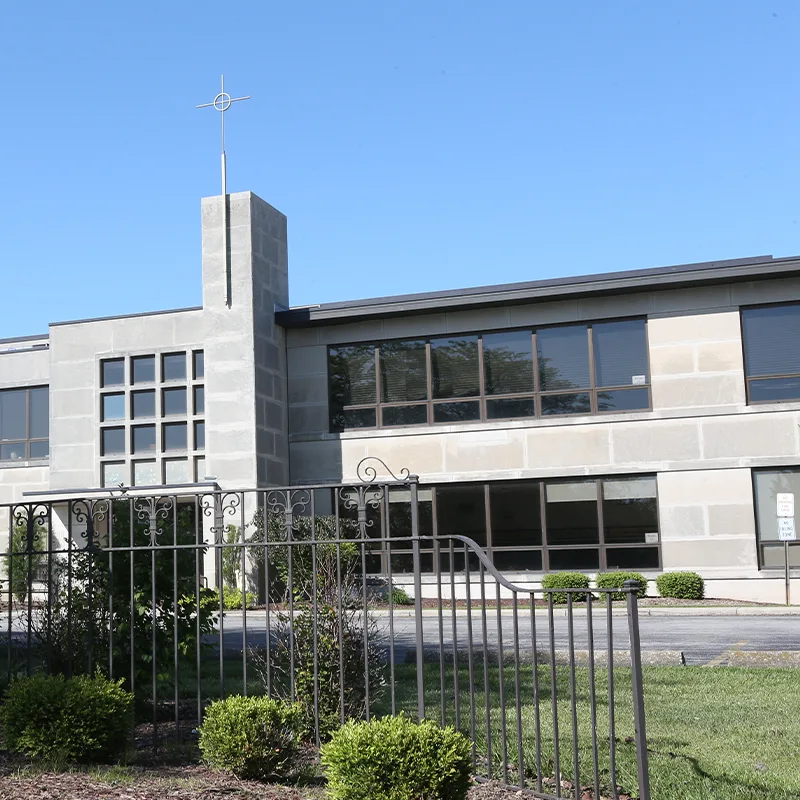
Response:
[0, 459, 650, 800]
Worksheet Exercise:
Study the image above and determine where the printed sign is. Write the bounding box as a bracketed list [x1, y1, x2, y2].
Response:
[632, 375, 646, 385]
[645, 532, 659, 544]
[777, 493, 795, 518]
[778, 517, 796, 542]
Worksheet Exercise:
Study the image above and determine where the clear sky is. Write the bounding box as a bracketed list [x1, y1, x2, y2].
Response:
[1, 1, 798, 338]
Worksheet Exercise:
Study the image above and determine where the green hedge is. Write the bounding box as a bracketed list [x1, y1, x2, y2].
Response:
[0, 674, 132, 763]
[541, 572, 591, 604]
[321, 714, 472, 800]
[198, 695, 305, 780]
[656, 571, 704, 600]
[595, 571, 648, 600]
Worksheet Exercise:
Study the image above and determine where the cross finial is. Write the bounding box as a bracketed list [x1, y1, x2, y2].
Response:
[196, 75, 250, 197]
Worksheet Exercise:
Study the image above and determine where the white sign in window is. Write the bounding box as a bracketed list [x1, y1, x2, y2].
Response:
[777, 493, 795, 518]
[778, 517, 796, 541]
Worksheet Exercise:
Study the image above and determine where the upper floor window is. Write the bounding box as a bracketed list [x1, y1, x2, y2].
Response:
[328, 318, 650, 431]
[0, 386, 49, 461]
[741, 304, 800, 403]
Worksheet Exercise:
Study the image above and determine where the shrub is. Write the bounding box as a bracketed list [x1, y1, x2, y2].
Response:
[198, 695, 305, 780]
[0, 674, 133, 763]
[321, 714, 472, 800]
[595, 571, 648, 600]
[222, 586, 257, 610]
[656, 571, 704, 600]
[541, 572, 590, 604]
[4, 516, 47, 605]
[391, 586, 413, 606]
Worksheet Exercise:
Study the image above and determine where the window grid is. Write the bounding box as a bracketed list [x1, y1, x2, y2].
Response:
[752, 468, 800, 569]
[98, 349, 204, 486]
[0, 386, 49, 462]
[329, 319, 651, 432]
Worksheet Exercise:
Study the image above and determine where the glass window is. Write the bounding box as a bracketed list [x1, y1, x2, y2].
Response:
[742, 305, 800, 403]
[433, 401, 480, 423]
[541, 393, 591, 416]
[29, 441, 49, 459]
[163, 422, 188, 451]
[102, 393, 125, 421]
[102, 462, 126, 488]
[593, 319, 648, 387]
[162, 387, 187, 416]
[380, 340, 427, 403]
[606, 547, 659, 569]
[489, 482, 542, 547]
[537, 325, 590, 391]
[162, 353, 186, 382]
[483, 330, 534, 395]
[29, 387, 48, 439]
[102, 427, 125, 456]
[549, 549, 600, 571]
[131, 355, 155, 384]
[436, 485, 487, 547]
[331, 408, 376, 432]
[382, 405, 427, 427]
[486, 397, 535, 419]
[133, 460, 158, 486]
[194, 386, 205, 414]
[753, 470, 800, 552]
[132, 390, 156, 418]
[602, 477, 658, 544]
[545, 481, 599, 544]
[431, 336, 479, 399]
[132, 425, 156, 453]
[101, 359, 124, 387]
[194, 456, 206, 482]
[329, 345, 376, 407]
[164, 459, 190, 484]
[493, 550, 543, 571]
[0, 389, 27, 441]
[0, 443, 25, 461]
[193, 350, 204, 379]
[597, 388, 650, 412]
[194, 421, 205, 449]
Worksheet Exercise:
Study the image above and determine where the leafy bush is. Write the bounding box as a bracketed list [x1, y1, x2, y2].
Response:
[4, 516, 47, 605]
[198, 695, 305, 780]
[595, 571, 648, 600]
[222, 586, 257, 610]
[391, 585, 413, 606]
[321, 714, 472, 800]
[656, 571, 704, 600]
[541, 572, 590, 604]
[0, 674, 132, 763]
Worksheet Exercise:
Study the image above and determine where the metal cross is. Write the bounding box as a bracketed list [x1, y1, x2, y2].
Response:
[196, 75, 250, 197]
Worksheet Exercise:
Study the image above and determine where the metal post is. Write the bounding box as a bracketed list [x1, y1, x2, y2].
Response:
[785, 541, 791, 607]
[410, 477, 425, 720]
[624, 580, 651, 800]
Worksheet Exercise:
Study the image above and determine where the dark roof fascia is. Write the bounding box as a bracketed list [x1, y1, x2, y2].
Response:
[0, 332, 49, 345]
[276, 254, 800, 328]
[50, 305, 203, 328]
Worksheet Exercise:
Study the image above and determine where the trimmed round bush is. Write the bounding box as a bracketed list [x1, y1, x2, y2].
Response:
[656, 571, 704, 600]
[595, 571, 648, 600]
[321, 714, 472, 800]
[198, 695, 305, 780]
[0, 673, 132, 763]
[541, 572, 591, 604]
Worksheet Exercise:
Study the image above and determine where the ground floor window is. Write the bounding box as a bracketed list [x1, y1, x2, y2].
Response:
[753, 469, 800, 568]
[342, 474, 661, 575]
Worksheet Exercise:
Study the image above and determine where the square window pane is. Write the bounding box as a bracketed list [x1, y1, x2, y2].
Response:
[749, 377, 800, 403]
[101, 359, 124, 387]
[102, 393, 125, 421]
[163, 422, 187, 451]
[102, 462, 126, 487]
[390, 550, 434, 573]
[162, 353, 186, 381]
[605, 546, 659, 570]
[541, 392, 591, 416]
[0, 443, 25, 460]
[439, 549, 482, 573]
[29, 387, 49, 439]
[29, 441, 49, 459]
[0, 389, 27, 441]
[431, 336, 479, 399]
[193, 350, 204, 379]
[194, 386, 205, 414]
[761, 543, 800, 568]
[492, 550, 543, 571]
[329, 345, 376, 407]
[131, 355, 155, 384]
[548, 548, 599, 571]
[592, 319, 648, 387]
[382, 404, 427, 427]
[537, 325, 590, 390]
[164, 459, 190, 484]
[195, 457, 206, 482]
[132, 425, 156, 454]
[484, 330, 534, 395]
[742, 305, 800, 377]
[545, 481, 599, 544]
[433, 401, 480, 423]
[194, 421, 205, 449]
[602, 477, 658, 544]
[102, 427, 125, 456]
[132, 390, 155, 418]
[162, 387, 187, 416]
[597, 388, 650, 412]
[754, 470, 800, 543]
[380, 340, 428, 403]
[133, 460, 158, 486]
[388, 488, 434, 539]
[486, 397, 535, 419]
[490, 482, 542, 547]
[330, 407, 376, 432]
[436, 485, 487, 547]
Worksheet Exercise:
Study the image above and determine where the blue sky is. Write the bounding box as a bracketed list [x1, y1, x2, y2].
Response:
[1, 2, 798, 337]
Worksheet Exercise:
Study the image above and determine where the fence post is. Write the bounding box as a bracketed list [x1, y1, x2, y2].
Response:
[624, 580, 651, 800]
[410, 476, 425, 720]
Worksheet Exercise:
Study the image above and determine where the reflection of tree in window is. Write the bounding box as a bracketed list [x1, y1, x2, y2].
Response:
[380, 341, 427, 403]
[431, 337, 479, 399]
[329, 345, 376, 407]
[483, 331, 533, 395]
